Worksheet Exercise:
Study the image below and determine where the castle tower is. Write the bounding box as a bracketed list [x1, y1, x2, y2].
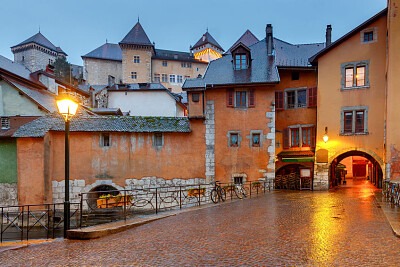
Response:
[191, 30, 224, 62]
[11, 32, 67, 72]
[119, 22, 154, 84]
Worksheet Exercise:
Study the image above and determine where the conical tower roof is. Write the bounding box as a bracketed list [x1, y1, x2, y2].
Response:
[11, 32, 66, 55]
[119, 22, 153, 46]
[192, 31, 224, 52]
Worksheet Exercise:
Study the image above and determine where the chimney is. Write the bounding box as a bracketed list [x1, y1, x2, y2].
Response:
[266, 24, 273, 56]
[326, 25, 332, 47]
[89, 87, 96, 108]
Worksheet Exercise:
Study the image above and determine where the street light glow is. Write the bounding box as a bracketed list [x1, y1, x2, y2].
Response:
[57, 99, 78, 121]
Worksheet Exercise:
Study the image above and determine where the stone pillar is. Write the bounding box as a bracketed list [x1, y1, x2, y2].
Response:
[204, 101, 215, 183]
[313, 163, 329, 190]
[264, 104, 275, 185]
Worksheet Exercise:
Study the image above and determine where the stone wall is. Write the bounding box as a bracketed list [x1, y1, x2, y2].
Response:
[0, 183, 18, 206]
[14, 47, 57, 72]
[205, 101, 215, 183]
[313, 163, 329, 190]
[264, 104, 276, 184]
[83, 58, 122, 85]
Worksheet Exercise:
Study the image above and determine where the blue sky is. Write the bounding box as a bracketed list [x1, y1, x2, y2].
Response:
[0, 0, 386, 65]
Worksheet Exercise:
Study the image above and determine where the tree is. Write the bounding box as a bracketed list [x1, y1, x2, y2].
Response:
[54, 57, 71, 83]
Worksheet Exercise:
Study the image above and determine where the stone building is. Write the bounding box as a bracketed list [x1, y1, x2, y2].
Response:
[11, 32, 67, 72]
[82, 22, 223, 93]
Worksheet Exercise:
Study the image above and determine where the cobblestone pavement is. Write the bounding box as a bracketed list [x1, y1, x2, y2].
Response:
[1, 180, 400, 266]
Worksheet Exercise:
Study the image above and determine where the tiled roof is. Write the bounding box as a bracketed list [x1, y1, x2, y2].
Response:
[0, 55, 32, 81]
[108, 83, 166, 91]
[183, 38, 279, 88]
[274, 38, 324, 67]
[226, 30, 259, 54]
[78, 84, 108, 94]
[82, 43, 122, 61]
[13, 114, 191, 137]
[11, 32, 66, 55]
[6, 79, 58, 113]
[120, 22, 153, 46]
[192, 32, 224, 52]
[153, 49, 204, 63]
[0, 116, 39, 138]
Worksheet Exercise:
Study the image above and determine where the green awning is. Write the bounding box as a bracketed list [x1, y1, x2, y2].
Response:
[281, 157, 315, 162]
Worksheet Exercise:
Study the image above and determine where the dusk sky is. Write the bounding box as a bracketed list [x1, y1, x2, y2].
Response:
[0, 0, 387, 65]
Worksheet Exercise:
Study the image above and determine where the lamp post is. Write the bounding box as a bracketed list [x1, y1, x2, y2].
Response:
[56, 98, 78, 238]
[323, 127, 329, 143]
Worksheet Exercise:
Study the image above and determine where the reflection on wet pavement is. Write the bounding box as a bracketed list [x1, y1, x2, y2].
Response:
[1, 179, 399, 266]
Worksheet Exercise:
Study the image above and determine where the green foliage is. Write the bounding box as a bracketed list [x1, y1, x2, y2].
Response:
[54, 57, 71, 83]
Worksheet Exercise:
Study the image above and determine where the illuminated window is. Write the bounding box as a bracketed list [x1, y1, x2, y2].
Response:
[161, 74, 168, 82]
[162, 61, 168, 67]
[234, 54, 247, 70]
[169, 75, 176, 83]
[131, 72, 137, 79]
[133, 56, 140, 63]
[356, 66, 365, 86]
[345, 68, 354, 88]
[154, 74, 160, 82]
[341, 61, 369, 89]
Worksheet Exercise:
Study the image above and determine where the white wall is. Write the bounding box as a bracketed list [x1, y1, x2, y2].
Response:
[108, 90, 183, 117]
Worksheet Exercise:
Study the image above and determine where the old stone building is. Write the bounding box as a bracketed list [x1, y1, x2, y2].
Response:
[82, 22, 223, 93]
[11, 32, 67, 72]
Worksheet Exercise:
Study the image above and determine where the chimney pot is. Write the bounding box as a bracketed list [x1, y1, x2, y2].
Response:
[326, 24, 332, 47]
[266, 24, 273, 56]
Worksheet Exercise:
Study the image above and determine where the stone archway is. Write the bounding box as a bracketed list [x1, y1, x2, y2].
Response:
[329, 150, 383, 189]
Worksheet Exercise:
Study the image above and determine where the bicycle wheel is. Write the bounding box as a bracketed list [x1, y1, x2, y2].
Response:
[234, 186, 243, 199]
[211, 189, 219, 203]
[219, 187, 226, 202]
[241, 186, 248, 198]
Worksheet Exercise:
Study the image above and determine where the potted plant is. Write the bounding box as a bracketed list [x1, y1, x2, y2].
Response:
[97, 193, 133, 208]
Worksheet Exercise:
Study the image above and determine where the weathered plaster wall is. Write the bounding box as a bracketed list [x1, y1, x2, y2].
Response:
[0, 139, 17, 183]
[0, 183, 17, 206]
[0, 80, 47, 116]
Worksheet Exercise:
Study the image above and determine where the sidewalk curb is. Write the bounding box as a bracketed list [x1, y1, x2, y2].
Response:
[374, 192, 400, 238]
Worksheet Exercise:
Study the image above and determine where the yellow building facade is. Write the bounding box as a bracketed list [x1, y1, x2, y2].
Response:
[311, 2, 400, 189]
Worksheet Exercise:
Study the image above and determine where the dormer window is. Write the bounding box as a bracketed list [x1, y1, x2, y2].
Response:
[235, 54, 247, 70]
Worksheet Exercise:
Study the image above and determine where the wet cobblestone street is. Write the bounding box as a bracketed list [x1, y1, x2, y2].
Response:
[1, 180, 400, 266]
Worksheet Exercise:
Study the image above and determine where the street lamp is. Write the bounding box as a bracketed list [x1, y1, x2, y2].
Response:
[57, 98, 78, 238]
[323, 127, 329, 143]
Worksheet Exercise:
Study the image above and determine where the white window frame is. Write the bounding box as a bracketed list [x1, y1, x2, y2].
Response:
[284, 87, 307, 109]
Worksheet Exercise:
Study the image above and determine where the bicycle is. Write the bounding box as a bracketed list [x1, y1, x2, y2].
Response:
[210, 181, 226, 203]
[234, 183, 247, 199]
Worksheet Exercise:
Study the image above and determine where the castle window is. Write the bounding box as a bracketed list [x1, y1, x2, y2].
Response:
[162, 61, 168, 67]
[177, 75, 183, 83]
[22, 56, 24, 62]
[1, 117, 10, 130]
[154, 74, 160, 82]
[169, 75, 176, 83]
[162, 74, 168, 82]
[133, 56, 140, 63]
[184, 75, 190, 80]
[181, 63, 186, 68]
[100, 133, 111, 147]
[131, 72, 137, 79]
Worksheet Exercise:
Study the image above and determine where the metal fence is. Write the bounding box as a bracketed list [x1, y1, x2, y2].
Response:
[0, 203, 80, 243]
[1, 180, 273, 242]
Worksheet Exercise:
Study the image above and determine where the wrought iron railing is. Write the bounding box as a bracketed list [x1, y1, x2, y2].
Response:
[0, 203, 80, 243]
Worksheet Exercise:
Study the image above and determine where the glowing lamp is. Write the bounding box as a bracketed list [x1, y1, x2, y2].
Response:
[57, 99, 78, 121]
[323, 127, 329, 143]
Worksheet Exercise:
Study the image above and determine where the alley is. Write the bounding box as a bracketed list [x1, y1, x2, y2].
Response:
[1, 180, 399, 266]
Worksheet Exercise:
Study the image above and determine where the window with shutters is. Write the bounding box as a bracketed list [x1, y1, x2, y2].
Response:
[227, 89, 255, 108]
[341, 61, 369, 89]
[235, 91, 247, 108]
[340, 106, 369, 135]
[283, 125, 316, 149]
[284, 87, 310, 109]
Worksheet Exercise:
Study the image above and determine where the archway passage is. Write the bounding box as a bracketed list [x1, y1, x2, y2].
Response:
[88, 185, 120, 209]
[330, 150, 383, 189]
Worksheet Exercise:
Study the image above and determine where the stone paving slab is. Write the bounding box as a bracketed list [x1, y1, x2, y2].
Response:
[0, 239, 54, 253]
[68, 202, 226, 240]
[374, 191, 400, 237]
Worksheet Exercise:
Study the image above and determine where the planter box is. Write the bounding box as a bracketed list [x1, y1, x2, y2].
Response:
[187, 188, 205, 197]
[97, 196, 133, 209]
